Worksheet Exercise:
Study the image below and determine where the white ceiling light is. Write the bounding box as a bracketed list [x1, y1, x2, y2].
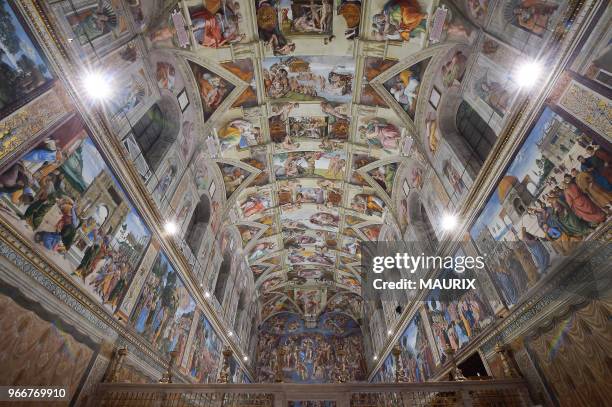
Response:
[514, 61, 543, 88]
[373, 355, 378, 361]
[228, 331, 233, 337]
[82, 71, 113, 100]
[243, 356, 248, 361]
[204, 291, 211, 298]
[441, 213, 458, 231]
[164, 221, 178, 235]
[387, 329, 393, 336]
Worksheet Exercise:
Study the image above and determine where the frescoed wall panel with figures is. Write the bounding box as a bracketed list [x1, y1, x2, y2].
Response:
[256, 312, 366, 383]
[183, 309, 224, 383]
[424, 251, 496, 364]
[0, 114, 152, 315]
[0, 0, 55, 121]
[129, 251, 196, 362]
[469, 106, 611, 308]
[372, 311, 435, 383]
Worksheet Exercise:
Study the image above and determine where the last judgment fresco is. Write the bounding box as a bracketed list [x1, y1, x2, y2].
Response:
[256, 312, 366, 383]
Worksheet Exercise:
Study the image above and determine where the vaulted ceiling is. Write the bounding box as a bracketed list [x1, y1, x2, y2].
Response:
[132, 0, 518, 330]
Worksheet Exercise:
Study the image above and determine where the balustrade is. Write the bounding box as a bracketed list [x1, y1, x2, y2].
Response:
[88, 379, 532, 407]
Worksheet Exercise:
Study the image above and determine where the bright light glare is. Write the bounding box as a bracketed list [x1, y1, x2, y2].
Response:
[204, 291, 211, 298]
[373, 356, 378, 361]
[387, 330, 393, 336]
[441, 213, 458, 231]
[82, 71, 113, 100]
[515, 61, 542, 88]
[243, 356, 248, 361]
[228, 331, 233, 337]
[164, 221, 178, 235]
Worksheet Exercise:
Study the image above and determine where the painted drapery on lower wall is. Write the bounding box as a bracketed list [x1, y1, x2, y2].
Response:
[0, 287, 97, 403]
[523, 298, 612, 406]
[256, 312, 366, 383]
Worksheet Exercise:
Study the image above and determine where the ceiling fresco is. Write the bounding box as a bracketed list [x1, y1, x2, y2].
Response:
[128, 0, 552, 330]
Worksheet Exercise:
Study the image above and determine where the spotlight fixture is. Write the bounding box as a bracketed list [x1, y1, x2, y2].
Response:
[82, 71, 113, 100]
[515, 61, 543, 88]
[164, 221, 178, 235]
[387, 329, 393, 336]
[373, 355, 378, 361]
[228, 331, 233, 337]
[204, 291, 211, 298]
[243, 356, 248, 361]
[441, 213, 458, 231]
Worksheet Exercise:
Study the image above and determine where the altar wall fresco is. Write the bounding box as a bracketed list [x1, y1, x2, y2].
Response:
[256, 312, 366, 383]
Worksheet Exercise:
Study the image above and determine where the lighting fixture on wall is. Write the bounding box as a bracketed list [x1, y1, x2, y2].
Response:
[82, 71, 113, 100]
[164, 221, 178, 235]
[441, 213, 458, 231]
[515, 61, 543, 88]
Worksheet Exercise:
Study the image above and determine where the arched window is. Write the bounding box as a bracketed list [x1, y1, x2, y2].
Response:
[214, 255, 232, 303]
[235, 291, 247, 332]
[406, 194, 438, 253]
[132, 95, 180, 170]
[185, 194, 211, 255]
[420, 204, 438, 246]
[374, 308, 386, 350]
[455, 101, 496, 165]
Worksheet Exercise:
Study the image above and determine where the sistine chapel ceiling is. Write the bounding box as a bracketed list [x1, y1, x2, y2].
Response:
[120, 0, 571, 332]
